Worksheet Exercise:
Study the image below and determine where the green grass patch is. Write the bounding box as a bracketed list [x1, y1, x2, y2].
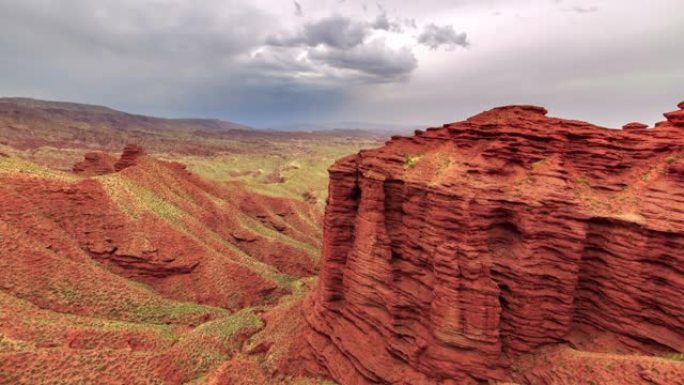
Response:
[0, 156, 79, 181]
[664, 352, 684, 361]
[404, 154, 423, 169]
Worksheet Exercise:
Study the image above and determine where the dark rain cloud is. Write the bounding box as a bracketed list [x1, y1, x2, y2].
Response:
[264, 12, 418, 81]
[267, 15, 373, 49]
[308, 40, 418, 81]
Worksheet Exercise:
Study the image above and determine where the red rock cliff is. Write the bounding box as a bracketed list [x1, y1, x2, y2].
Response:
[303, 104, 684, 384]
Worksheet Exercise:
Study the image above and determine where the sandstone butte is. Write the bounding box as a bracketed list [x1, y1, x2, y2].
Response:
[300, 103, 684, 384]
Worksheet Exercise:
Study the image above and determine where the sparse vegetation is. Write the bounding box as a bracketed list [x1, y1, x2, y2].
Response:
[404, 154, 423, 168]
[0, 124, 352, 384]
[576, 175, 591, 186]
[664, 352, 684, 361]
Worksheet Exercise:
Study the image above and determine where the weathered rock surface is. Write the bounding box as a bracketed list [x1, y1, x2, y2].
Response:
[665, 110, 684, 127]
[114, 144, 146, 171]
[302, 104, 684, 384]
[72, 151, 117, 175]
[622, 122, 649, 130]
[663, 102, 684, 128]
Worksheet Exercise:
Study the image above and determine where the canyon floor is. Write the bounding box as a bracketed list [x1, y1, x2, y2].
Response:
[0, 98, 683, 385]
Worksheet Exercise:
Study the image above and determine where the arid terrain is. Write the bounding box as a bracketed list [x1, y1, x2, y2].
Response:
[0, 98, 381, 385]
[1, 98, 683, 385]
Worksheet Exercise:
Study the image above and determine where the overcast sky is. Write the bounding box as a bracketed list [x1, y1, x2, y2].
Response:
[0, 0, 682, 128]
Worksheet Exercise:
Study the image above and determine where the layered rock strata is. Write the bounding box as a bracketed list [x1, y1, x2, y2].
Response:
[303, 103, 684, 384]
[114, 144, 146, 171]
[72, 151, 117, 175]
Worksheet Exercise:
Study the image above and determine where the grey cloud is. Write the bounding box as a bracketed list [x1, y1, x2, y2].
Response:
[267, 15, 372, 49]
[0, 0, 679, 131]
[249, 48, 318, 76]
[418, 23, 469, 50]
[403, 18, 418, 30]
[372, 12, 391, 30]
[265, 8, 414, 50]
[308, 39, 417, 81]
[263, 11, 419, 82]
[0, 0, 331, 126]
[294, 1, 303, 17]
[570, 6, 599, 13]
[0, 0, 270, 61]
[372, 12, 408, 33]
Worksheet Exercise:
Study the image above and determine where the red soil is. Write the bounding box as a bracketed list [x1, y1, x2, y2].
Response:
[301, 103, 684, 384]
[0, 143, 331, 384]
[1, 146, 321, 314]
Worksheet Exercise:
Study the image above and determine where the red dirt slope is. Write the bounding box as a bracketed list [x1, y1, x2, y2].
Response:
[0, 144, 337, 385]
[0, 146, 321, 315]
[301, 103, 684, 384]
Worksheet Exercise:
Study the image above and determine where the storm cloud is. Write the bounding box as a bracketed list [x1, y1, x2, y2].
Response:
[267, 15, 372, 49]
[308, 40, 418, 80]
[263, 12, 420, 81]
[0, 0, 682, 128]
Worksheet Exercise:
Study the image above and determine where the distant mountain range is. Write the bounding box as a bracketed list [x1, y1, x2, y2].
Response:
[0, 97, 388, 154]
[269, 120, 426, 134]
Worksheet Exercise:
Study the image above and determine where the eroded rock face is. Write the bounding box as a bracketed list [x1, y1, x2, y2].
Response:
[72, 151, 117, 175]
[303, 104, 684, 384]
[114, 143, 146, 171]
[622, 122, 649, 130]
[663, 102, 684, 128]
[73, 145, 145, 176]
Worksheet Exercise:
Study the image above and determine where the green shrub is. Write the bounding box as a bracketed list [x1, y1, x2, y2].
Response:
[404, 154, 422, 168]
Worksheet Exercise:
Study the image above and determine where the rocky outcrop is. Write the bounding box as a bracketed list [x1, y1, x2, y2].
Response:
[114, 144, 146, 171]
[303, 104, 684, 384]
[622, 122, 649, 130]
[72, 151, 117, 175]
[665, 102, 684, 127]
[73, 145, 145, 176]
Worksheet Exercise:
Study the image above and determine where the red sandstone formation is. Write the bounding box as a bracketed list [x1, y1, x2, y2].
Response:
[114, 143, 146, 171]
[664, 103, 684, 127]
[302, 104, 684, 384]
[72, 151, 117, 175]
[622, 122, 649, 130]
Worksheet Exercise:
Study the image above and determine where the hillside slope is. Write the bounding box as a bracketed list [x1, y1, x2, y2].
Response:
[0, 97, 383, 205]
[0, 145, 332, 385]
[0, 97, 253, 151]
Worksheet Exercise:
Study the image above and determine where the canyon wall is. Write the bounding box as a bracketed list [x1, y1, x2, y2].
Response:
[303, 104, 684, 384]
